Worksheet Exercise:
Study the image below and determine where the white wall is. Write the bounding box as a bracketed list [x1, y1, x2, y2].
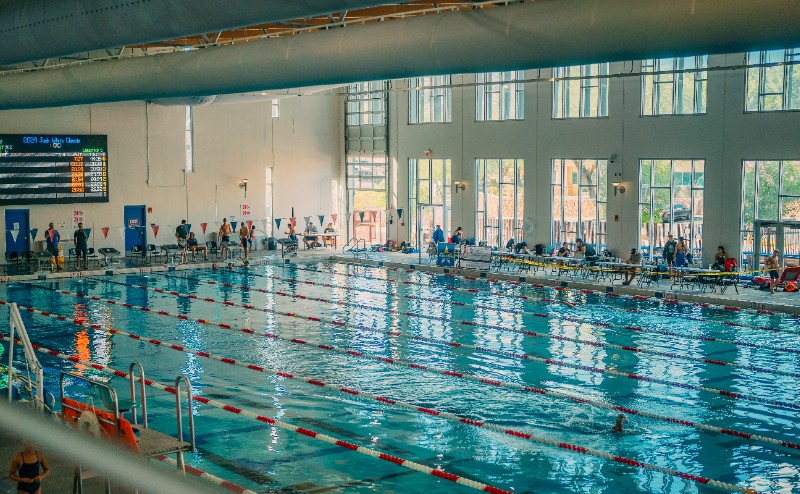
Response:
[0, 94, 343, 253]
[388, 53, 800, 263]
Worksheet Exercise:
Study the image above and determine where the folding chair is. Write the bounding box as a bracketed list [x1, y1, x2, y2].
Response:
[206, 241, 220, 259]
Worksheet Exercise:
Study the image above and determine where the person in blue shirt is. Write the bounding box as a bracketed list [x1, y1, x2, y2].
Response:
[432, 225, 445, 244]
[505, 238, 515, 252]
[45, 222, 62, 270]
[451, 227, 463, 245]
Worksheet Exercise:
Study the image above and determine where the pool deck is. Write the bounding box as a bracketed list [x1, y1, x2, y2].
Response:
[3, 246, 799, 315]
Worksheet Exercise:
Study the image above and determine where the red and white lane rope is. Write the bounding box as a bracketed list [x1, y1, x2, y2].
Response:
[0, 333, 512, 494]
[155, 456, 257, 494]
[155, 273, 800, 379]
[250, 263, 795, 338]
[0, 333, 761, 493]
[315, 260, 791, 323]
[16, 292, 800, 451]
[194, 270, 800, 358]
[329, 261, 793, 327]
[57, 282, 800, 412]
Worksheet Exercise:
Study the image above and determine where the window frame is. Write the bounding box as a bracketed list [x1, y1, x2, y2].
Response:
[476, 71, 525, 121]
[408, 76, 452, 124]
[641, 56, 708, 116]
[475, 158, 525, 246]
[552, 63, 609, 119]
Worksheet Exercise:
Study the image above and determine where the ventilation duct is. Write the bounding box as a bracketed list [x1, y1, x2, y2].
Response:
[0, 0, 412, 66]
[0, 0, 799, 110]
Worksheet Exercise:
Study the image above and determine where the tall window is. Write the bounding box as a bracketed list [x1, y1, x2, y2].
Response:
[475, 159, 524, 246]
[641, 56, 708, 116]
[409, 159, 451, 245]
[409, 76, 452, 124]
[476, 71, 525, 121]
[742, 161, 800, 266]
[184, 106, 194, 173]
[347, 81, 388, 125]
[745, 48, 800, 112]
[347, 152, 386, 191]
[639, 159, 704, 260]
[553, 64, 609, 118]
[551, 159, 607, 249]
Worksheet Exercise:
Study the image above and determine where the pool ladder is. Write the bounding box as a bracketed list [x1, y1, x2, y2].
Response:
[62, 363, 196, 493]
[342, 237, 368, 259]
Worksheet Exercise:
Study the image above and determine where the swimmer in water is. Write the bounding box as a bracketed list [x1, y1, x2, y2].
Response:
[612, 413, 628, 432]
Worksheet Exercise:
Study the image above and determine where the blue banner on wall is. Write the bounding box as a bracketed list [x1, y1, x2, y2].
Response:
[436, 242, 456, 267]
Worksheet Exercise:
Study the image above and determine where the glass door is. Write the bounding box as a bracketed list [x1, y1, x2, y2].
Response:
[781, 223, 800, 267]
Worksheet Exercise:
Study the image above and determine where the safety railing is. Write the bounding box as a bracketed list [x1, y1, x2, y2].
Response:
[6, 302, 44, 413]
[342, 238, 368, 259]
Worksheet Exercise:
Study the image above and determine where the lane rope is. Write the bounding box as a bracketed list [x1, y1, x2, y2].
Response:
[197, 267, 800, 357]
[310, 262, 795, 333]
[245, 262, 794, 338]
[64, 281, 800, 412]
[15, 291, 800, 448]
[0, 329, 762, 493]
[154, 272, 800, 379]
[155, 456, 257, 494]
[319, 259, 790, 321]
[0, 332, 512, 494]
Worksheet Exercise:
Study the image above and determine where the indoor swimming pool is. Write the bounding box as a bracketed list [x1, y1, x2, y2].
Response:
[1, 260, 799, 493]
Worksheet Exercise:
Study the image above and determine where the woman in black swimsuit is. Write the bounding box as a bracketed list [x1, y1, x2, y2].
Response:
[8, 439, 50, 493]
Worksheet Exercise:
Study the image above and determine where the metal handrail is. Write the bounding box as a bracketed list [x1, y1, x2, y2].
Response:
[341, 237, 361, 251]
[129, 362, 147, 426]
[7, 302, 44, 413]
[174, 374, 196, 471]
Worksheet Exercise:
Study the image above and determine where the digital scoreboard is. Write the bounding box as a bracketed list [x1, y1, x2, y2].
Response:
[0, 134, 108, 205]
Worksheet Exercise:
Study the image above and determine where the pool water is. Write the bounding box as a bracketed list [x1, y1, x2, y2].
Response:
[1, 261, 799, 493]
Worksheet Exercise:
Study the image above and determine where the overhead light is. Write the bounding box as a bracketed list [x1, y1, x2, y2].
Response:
[239, 178, 248, 198]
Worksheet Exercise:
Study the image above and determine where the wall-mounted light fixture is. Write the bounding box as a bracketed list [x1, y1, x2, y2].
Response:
[239, 178, 248, 198]
[612, 181, 625, 196]
[452, 180, 466, 193]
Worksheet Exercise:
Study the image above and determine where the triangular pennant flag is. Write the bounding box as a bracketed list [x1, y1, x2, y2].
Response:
[318, 215, 325, 226]
[358, 211, 365, 222]
[370, 211, 377, 222]
[275, 218, 282, 230]
[151, 225, 160, 238]
[200, 223, 207, 234]
[246, 220, 253, 229]
[10, 229, 19, 243]
[289, 217, 296, 228]
[29, 228, 38, 241]
[397, 208, 403, 219]
[231, 221, 238, 231]
[85, 228, 91, 240]
[186, 223, 192, 233]
[331, 214, 338, 225]
[167, 225, 175, 238]
[303, 216, 311, 227]
[102, 227, 110, 239]
[118, 227, 125, 240]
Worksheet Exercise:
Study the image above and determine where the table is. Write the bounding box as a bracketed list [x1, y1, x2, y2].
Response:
[302, 232, 340, 249]
[596, 261, 638, 284]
